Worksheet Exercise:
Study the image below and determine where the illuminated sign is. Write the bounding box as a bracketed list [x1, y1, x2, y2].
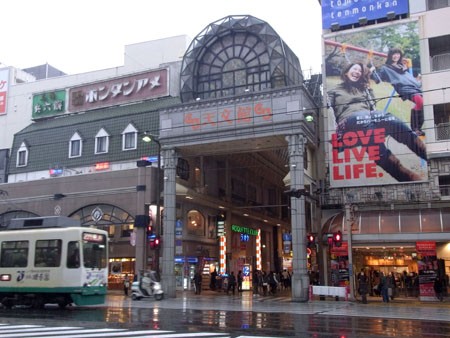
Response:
[32, 90, 66, 119]
[68, 68, 169, 113]
[95, 162, 110, 171]
[322, 0, 409, 29]
[49, 168, 63, 177]
[231, 224, 258, 236]
[83, 232, 105, 243]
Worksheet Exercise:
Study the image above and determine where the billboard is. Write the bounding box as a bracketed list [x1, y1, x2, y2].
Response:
[0, 68, 10, 115]
[32, 90, 66, 119]
[322, 0, 409, 29]
[324, 21, 427, 187]
[68, 69, 169, 113]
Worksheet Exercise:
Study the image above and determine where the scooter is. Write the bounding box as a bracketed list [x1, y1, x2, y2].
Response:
[131, 270, 164, 301]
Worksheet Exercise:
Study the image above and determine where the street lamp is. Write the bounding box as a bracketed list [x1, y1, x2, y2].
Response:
[142, 131, 162, 272]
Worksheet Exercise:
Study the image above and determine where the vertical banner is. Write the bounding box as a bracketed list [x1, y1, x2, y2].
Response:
[416, 241, 438, 301]
[0, 68, 10, 115]
[324, 21, 427, 187]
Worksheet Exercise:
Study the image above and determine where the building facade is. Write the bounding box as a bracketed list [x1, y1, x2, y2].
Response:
[320, 0, 450, 300]
[0, 16, 322, 300]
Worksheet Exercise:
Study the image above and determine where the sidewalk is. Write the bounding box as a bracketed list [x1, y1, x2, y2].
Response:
[106, 288, 450, 322]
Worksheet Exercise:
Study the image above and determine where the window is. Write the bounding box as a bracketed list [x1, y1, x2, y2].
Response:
[428, 0, 450, 10]
[16, 142, 28, 167]
[67, 241, 80, 268]
[122, 124, 137, 151]
[433, 103, 450, 140]
[69, 132, 82, 158]
[35, 239, 62, 267]
[0, 241, 29, 267]
[429, 35, 450, 71]
[439, 175, 450, 196]
[95, 128, 110, 154]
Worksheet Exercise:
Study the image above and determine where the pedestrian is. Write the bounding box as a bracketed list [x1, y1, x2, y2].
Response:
[370, 47, 424, 136]
[328, 62, 427, 182]
[379, 272, 389, 303]
[434, 276, 444, 301]
[193, 270, 203, 294]
[123, 274, 130, 296]
[358, 269, 369, 304]
[227, 271, 236, 295]
[268, 271, 278, 295]
[210, 268, 218, 291]
[237, 270, 243, 293]
[252, 270, 260, 295]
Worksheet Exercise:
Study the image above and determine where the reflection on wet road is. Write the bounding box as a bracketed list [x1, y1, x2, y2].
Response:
[1, 305, 450, 337]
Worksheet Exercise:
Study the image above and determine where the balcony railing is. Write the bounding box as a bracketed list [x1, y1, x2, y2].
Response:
[431, 52, 450, 71]
[435, 122, 450, 140]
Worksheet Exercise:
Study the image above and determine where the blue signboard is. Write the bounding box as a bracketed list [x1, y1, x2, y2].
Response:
[322, 0, 409, 29]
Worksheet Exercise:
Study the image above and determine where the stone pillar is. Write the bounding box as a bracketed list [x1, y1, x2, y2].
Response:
[287, 134, 309, 302]
[160, 148, 178, 298]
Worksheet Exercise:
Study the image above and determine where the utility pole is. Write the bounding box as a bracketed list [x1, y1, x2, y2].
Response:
[345, 203, 356, 301]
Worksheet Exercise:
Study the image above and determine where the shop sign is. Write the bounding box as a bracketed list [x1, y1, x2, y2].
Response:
[68, 68, 169, 113]
[32, 90, 66, 119]
[184, 101, 272, 132]
[0, 68, 9, 115]
[231, 224, 258, 236]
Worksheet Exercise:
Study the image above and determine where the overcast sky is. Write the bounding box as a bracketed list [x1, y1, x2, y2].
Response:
[2, 0, 322, 76]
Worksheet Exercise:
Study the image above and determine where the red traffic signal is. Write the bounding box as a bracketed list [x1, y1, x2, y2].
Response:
[333, 231, 342, 247]
[307, 234, 315, 248]
[149, 235, 161, 249]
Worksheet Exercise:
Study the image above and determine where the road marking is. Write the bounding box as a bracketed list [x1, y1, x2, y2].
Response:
[0, 324, 283, 338]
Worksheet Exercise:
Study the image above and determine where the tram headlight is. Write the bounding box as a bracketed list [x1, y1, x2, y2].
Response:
[0, 274, 11, 281]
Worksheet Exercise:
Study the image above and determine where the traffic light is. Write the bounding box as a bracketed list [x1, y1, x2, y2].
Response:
[149, 235, 161, 249]
[333, 231, 342, 247]
[307, 234, 315, 248]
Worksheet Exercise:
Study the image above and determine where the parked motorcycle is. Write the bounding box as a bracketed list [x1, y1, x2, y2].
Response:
[131, 270, 164, 301]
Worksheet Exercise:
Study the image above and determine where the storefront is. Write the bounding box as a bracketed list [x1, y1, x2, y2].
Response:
[323, 208, 450, 300]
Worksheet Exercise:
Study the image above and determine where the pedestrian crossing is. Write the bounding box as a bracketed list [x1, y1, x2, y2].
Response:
[0, 324, 283, 338]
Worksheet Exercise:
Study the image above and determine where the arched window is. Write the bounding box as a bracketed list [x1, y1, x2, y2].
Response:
[122, 124, 137, 151]
[95, 128, 110, 154]
[69, 132, 82, 158]
[16, 142, 29, 167]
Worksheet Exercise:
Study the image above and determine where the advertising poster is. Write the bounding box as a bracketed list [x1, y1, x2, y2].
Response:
[324, 21, 427, 188]
[330, 242, 349, 287]
[416, 241, 438, 301]
[0, 68, 10, 115]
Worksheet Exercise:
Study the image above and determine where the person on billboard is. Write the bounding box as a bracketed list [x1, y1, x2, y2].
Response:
[327, 62, 427, 182]
[370, 48, 424, 136]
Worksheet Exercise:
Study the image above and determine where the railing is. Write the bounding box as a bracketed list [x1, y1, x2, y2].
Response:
[435, 122, 450, 140]
[431, 53, 450, 72]
[440, 184, 450, 197]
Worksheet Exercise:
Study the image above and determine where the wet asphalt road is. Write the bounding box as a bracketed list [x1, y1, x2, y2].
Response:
[1, 291, 450, 337]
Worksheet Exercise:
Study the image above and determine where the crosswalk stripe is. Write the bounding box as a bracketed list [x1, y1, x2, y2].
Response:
[0, 325, 276, 338]
[0, 327, 80, 334]
[0, 328, 126, 338]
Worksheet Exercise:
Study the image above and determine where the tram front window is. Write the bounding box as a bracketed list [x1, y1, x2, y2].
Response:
[82, 232, 107, 269]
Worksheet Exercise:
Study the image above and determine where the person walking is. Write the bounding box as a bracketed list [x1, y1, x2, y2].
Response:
[379, 272, 389, 303]
[237, 270, 243, 294]
[123, 274, 130, 296]
[358, 269, 369, 304]
[227, 271, 236, 295]
[434, 276, 444, 301]
[193, 270, 203, 294]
